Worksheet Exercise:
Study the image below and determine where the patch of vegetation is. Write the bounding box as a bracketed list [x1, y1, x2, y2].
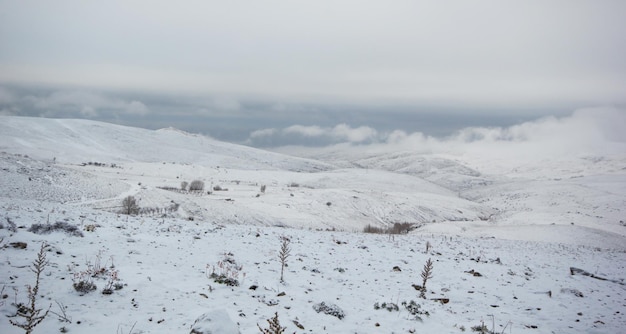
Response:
[28, 221, 84, 237]
[189, 180, 205, 191]
[206, 252, 243, 287]
[402, 300, 429, 320]
[363, 222, 415, 234]
[257, 312, 288, 334]
[373, 302, 399, 312]
[313, 302, 345, 319]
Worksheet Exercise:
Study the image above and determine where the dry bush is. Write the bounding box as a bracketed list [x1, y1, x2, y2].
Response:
[363, 222, 415, 235]
[419, 258, 434, 299]
[28, 221, 83, 237]
[189, 180, 205, 191]
[258, 312, 287, 334]
[363, 224, 385, 234]
[10, 242, 51, 333]
[279, 236, 291, 283]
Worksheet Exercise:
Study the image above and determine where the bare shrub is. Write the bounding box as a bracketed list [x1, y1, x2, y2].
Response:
[363, 224, 385, 234]
[181, 181, 188, 191]
[279, 236, 291, 283]
[313, 302, 345, 319]
[389, 222, 414, 234]
[363, 222, 415, 235]
[258, 312, 287, 334]
[206, 253, 243, 287]
[28, 222, 84, 237]
[260, 185, 266, 193]
[10, 242, 51, 333]
[121, 196, 139, 215]
[5, 217, 18, 232]
[189, 180, 205, 191]
[419, 258, 434, 299]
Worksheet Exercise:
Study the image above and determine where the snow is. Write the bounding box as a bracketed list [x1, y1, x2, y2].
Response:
[1, 116, 625, 333]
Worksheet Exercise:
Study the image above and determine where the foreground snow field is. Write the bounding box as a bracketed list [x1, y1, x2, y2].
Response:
[1, 116, 625, 333]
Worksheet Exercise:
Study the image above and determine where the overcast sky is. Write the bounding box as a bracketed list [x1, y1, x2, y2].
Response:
[1, 1, 625, 146]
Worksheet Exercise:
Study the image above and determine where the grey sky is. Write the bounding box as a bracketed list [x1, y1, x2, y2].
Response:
[1, 1, 625, 146]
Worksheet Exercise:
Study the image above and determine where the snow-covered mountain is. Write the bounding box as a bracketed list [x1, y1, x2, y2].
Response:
[1, 116, 625, 333]
[0, 116, 333, 171]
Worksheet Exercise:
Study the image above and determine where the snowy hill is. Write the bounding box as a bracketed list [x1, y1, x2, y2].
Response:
[0, 116, 495, 231]
[1, 116, 625, 333]
[0, 116, 333, 171]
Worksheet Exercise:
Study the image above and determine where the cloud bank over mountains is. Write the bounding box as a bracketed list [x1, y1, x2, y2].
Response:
[1, 85, 624, 159]
[265, 107, 626, 160]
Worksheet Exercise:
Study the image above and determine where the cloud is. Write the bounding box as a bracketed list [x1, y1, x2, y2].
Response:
[284, 125, 327, 137]
[1, 2, 625, 110]
[383, 106, 626, 160]
[331, 124, 378, 143]
[250, 128, 277, 139]
[4, 88, 151, 119]
[249, 123, 379, 146]
[0, 86, 16, 104]
[126, 100, 149, 115]
[260, 107, 626, 162]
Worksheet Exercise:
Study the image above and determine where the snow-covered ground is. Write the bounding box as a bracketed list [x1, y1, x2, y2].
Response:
[1, 116, 625, 333]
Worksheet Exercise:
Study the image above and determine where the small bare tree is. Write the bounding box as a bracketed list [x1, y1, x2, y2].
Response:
[260, 185, 266, 193]
[189, 180, 204, 192]
[278, 236, 291, 283]
[419, 258, 434, 299]
[181, 181, 188, 191]
[121, 196, 139, 215]
[10, 242, 51, 334]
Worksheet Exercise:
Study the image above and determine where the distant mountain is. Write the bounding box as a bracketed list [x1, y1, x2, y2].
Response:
[0, 116, 333, 172]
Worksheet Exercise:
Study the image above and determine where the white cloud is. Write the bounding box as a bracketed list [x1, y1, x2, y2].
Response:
[250, 128, 277, 138]
[126, 100, 149, 115]
[210, 97, 241, 111]
[331, 124, 377, 143]
[284, 125, 326, 137]
[80, 106, 98, 117]
[383, 106, 626, 159]
[262, 107, 626, 161]
[1, 2, 625, 110]
[283, 124, 378, 143]
[19, 90, 150, 118]
[0, 87, 16, 104]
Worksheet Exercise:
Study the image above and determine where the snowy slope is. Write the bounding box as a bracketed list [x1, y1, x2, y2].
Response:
[0, 116, 333, 172]
[1, 203, 624, 334]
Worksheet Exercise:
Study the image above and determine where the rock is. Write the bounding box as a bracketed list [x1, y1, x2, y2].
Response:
[560, 288, 584, 298]
[464, 269, 482, 277]
[190, 310, 240, 334]
[431, 298, 450, 304]
[10, 242, 27, 249]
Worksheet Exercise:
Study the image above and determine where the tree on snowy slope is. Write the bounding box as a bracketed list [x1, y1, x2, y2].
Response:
[121, 196, 140, 215]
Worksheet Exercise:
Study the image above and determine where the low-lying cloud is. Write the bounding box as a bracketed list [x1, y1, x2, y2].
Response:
[263, 107, 626, 160]
[1, 87, 151, 119]
[248, 124, 379, 147]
